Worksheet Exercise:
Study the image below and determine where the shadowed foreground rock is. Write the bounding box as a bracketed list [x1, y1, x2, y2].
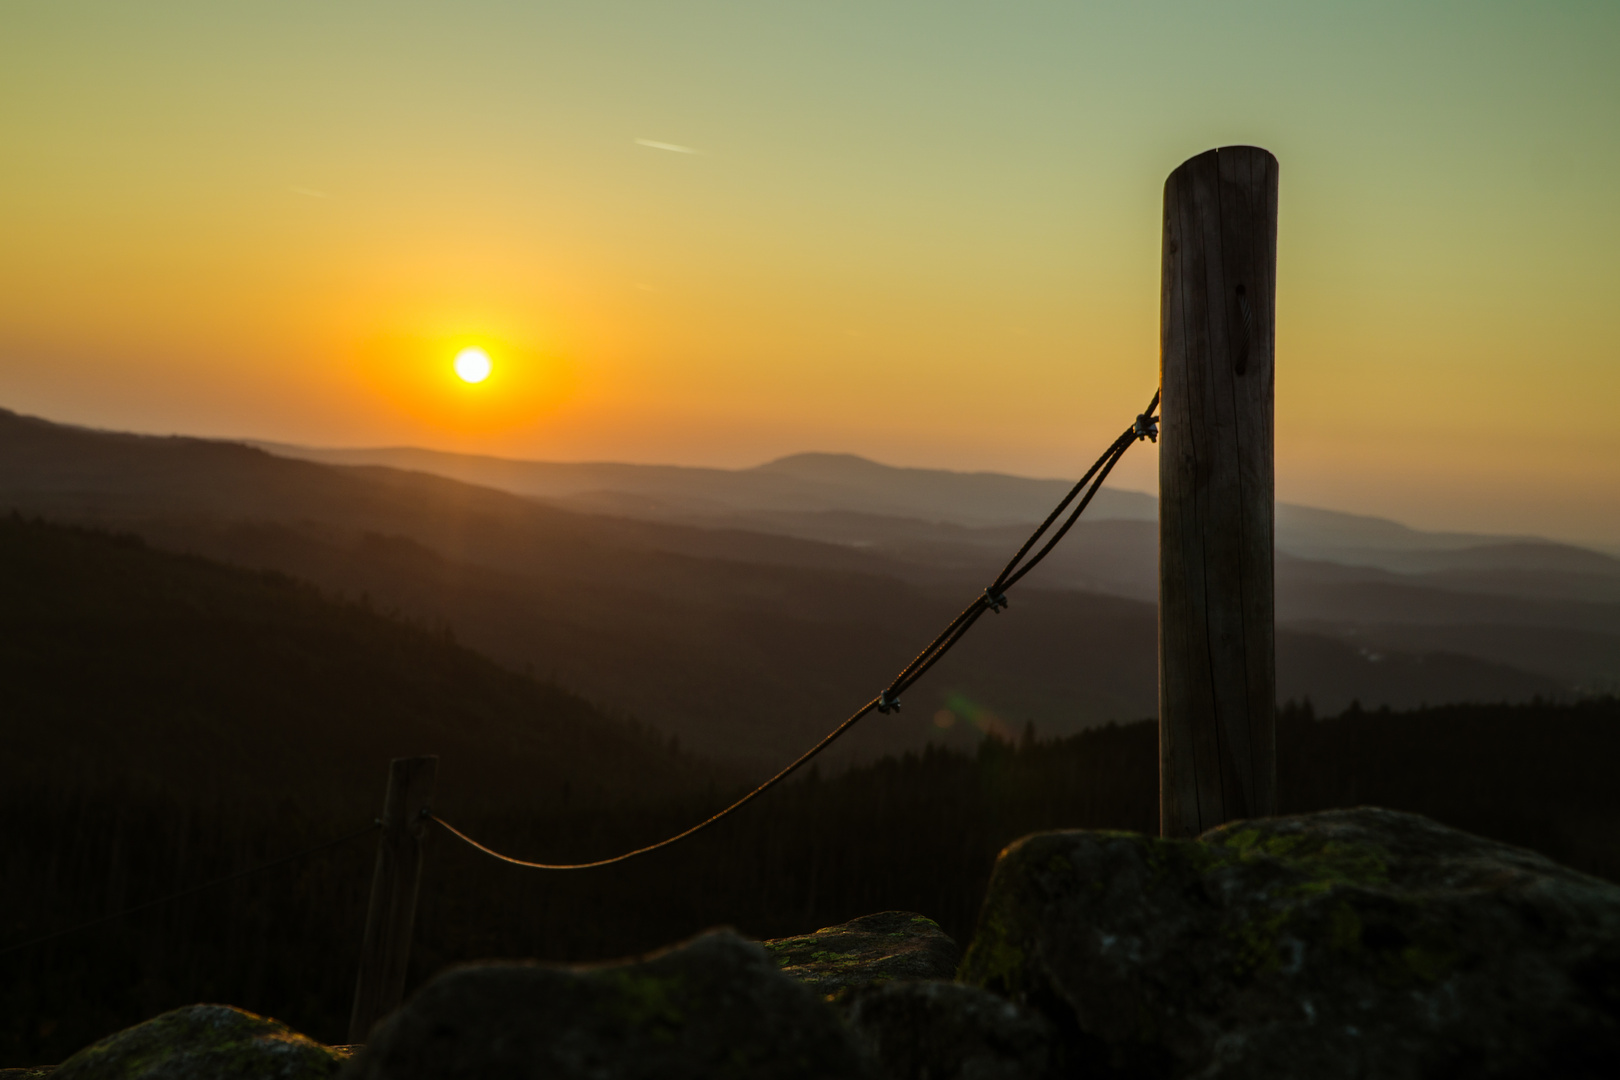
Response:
[350, 928, 872, 1080]
[49, 1005, 342, 1080]
[960, 807, 1620, 1079]
[762, 911, 960, 1001]
[845, 980, 1058, 1080]
[764, 912, 1057, 1078]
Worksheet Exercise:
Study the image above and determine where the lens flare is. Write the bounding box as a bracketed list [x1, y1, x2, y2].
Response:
[454, 347, 492, 383]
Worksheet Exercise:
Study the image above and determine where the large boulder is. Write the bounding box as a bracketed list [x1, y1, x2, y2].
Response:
[959, 807, 1620, 1079]
[49, 1004, 341, 1080]
[349, 928, 872, 1080]
[844, 980, 1058, 1080]
[762, 911, 960, 1001]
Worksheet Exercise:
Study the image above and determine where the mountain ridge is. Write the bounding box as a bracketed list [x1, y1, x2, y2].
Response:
[1, 406, 1601, 763]
[245, 435, 1611, 568]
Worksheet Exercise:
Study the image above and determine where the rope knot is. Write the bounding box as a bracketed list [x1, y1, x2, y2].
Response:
[1134, 412, 1159, 443]
[982, 589, 1009, 614]
[877, 690, 902, 714]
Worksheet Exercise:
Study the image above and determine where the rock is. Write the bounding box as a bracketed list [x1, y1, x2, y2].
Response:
[960, 807, 1620, 1079]
[844, 980, 1059, 1080]
[762, 911, 960, 1001]
[349, 928, 873, 1080]
[50, 1004, 341, 1080]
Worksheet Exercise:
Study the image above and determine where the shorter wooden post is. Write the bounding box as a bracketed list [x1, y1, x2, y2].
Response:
[348, 755, 437, 1044]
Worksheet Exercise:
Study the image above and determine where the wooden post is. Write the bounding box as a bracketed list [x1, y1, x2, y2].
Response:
[348, 755, 438, 1043]
[1158, 146, 1278, 838]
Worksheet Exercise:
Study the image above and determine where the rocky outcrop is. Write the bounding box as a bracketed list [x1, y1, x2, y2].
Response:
[960, 807, 1620, 1079]
[349, 928, 872, 1080]
[48, 1005, 342, 1080]
[762, 911, 1057, 1078]
[844, 980, 1058, 1080]
[762, 911, 960, 1001]
[35, 810, 1620, 1080]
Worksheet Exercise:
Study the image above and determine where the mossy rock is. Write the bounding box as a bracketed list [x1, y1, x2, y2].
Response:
[960, 807, 1620, 1079]
[50, 1005, 341, 1080]
[761, 911, 959, 1004]
[350, 928, 871, 1080]
[844, 980, 1058, 1080]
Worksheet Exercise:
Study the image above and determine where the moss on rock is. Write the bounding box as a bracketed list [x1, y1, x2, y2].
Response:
[351, 929, 871, 1080]
[50, 1005, 340, 1080]
[761, 911, 959, 1003]
[960, 807, 1620, 1079]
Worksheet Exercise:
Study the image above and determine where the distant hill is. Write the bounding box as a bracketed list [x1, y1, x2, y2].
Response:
[0, 407, 1585, 767]
[252, 436, 1620, 696]
[0, 515, 693, 818]
[246, 442, 1161, 527]
[252, 440, 1617, 582]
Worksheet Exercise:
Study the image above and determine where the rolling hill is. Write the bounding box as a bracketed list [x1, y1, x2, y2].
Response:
[0, 514, 693, 819]
[0, 407, 1587, 767]
[256, 436, 1620, 694]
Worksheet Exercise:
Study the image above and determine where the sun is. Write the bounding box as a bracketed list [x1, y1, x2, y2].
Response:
[453, 347, 492, 384]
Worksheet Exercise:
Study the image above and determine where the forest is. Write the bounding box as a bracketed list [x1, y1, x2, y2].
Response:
[3, 515, 1618, 1066]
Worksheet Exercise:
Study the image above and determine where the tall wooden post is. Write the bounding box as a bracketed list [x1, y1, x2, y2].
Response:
[1158, 146, 1278, 838]
[349, 755, 438, 1043]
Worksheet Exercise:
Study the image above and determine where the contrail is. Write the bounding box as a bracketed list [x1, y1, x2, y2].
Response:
[634, 138, 699, 155]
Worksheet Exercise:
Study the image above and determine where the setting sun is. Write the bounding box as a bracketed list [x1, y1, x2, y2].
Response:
[453, 348, 492, 384]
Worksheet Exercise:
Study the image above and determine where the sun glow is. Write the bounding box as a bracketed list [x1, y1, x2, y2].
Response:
[454, 347, 492, 383]
[352, 324, 575, 439]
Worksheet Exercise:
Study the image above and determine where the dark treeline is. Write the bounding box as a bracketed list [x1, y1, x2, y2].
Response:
[5, 516, 1618, 1064]
[6, 697, 1619, 1066]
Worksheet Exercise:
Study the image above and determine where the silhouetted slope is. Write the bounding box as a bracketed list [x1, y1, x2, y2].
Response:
[255, 430, 1620, 692]
[0, 408, 1569, 764]
[258, 437, 1619, 590]
[0, 515, 692, 817]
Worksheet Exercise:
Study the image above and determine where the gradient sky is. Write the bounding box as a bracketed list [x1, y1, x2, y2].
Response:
[2, 1, 1617, 544]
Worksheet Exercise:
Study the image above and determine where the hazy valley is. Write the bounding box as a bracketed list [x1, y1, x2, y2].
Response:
[6, 408, 1616, 770]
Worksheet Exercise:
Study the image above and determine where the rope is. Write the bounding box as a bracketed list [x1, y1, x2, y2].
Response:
[433, 390, 1161, 871]
[0, 821, 381, 958]
[428, 690, 885, 868]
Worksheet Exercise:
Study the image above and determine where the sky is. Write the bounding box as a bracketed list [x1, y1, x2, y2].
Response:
[2, 1, 1617, 545]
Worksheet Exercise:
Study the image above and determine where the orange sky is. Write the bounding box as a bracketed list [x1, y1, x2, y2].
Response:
[2, 2, 1616, 545]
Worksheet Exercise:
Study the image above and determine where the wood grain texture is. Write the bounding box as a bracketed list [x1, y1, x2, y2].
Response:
[349, 755, 438, 1043]
[1159, 146, 1277, 838]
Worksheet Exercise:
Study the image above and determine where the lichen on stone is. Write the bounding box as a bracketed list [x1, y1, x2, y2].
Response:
[51, 1004, 341, 1080]
[761, 911, 961, 999]
[959, 808, 1620, 1079]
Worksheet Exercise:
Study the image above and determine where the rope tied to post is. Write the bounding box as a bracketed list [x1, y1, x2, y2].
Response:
[431, 389, 1160, 871]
